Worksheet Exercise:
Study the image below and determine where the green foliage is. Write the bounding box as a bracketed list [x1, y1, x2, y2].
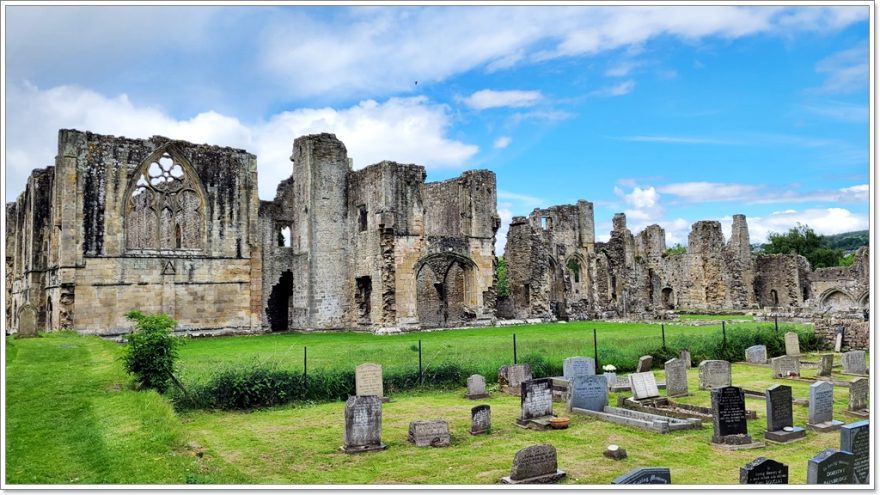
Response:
[823, 230, 868, 252]
[665, 244, 687, 256]
[762, 224, 847, 269]
[839, 252, 856, 266]
[122, 311, 181, 393]
[495, 256, 510, 297]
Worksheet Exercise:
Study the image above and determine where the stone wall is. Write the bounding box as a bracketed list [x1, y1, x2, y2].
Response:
[813, 318, 869, 351]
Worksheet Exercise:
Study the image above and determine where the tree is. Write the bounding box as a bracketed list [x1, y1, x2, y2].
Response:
[496, 256, 510, 297]
[665, 244, 687, 256]
[762, 224, 844, 269]
[122, 311, 181, 393]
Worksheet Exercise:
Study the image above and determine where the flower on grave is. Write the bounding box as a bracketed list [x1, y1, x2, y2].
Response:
[603, 364, 617, 372]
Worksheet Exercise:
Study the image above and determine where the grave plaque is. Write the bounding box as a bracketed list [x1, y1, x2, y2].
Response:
[520, 378, 554, 421]
[470, 405, 491, 435]
[740, 457, 789, 484]
[568, 374, 607, 412]
[745, 345, 768, 364]
[466, 374, 490, 399]
[563, 356, 596, 379]
[664, 358, 688, 398]
[628, 372, 660, 400]
[501, 444, 566, 484]
[17, 306, 37, 337]
[611, 467, 671, 484]
[680, 348, 692, 368]
[355, 363, 384, 398]
[848, 378, 868, 412]
[784, 332, 800, 357]
[842, 351, 867, 375]
[808, 381, 843, 431]
[765, 385, 806, 442]
[342, 395, 385, 453]
[840, 420, 868, 484]
[817, 354, 834, 377]
[499, 364, 532, 394]
[711, 386, 751, 444]
[636, 355, 653, 373]
[408, 419, 450, 447]
[770, 356, 800, 378]
[807, 449, 854, 484]
[698, 360, 731, 390]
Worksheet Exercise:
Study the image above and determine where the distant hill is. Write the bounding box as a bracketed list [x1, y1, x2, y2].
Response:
[824, 230, 869, 252]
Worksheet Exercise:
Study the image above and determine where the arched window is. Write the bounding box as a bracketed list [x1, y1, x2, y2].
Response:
[126, 151, 205, 251]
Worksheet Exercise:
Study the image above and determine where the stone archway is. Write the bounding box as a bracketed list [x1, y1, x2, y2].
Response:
[266, 270, 293, 331]
[819, 288, 856, 312]
[661, 287, 675, 310]
[415, 253, 478, 328]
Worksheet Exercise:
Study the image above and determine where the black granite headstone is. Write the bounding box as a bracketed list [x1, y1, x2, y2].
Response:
[740, 457, 789, 484]
[712, 386, 748, 438]
[840, 420, 869, 484]
[807, 449, 854, 484]
[612, 467, 671, 484]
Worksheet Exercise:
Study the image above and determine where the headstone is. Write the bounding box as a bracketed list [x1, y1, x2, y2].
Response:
[408, 420, 450, 447]
[770, 356, 800, 378]
[664, 358, 688, 398]
[342, 395, 385, 453]
[784, 332, 800, 357]
[842, 351, 867, 375]
[17, 306, 37, 337]
[499, 364, 532, 394]
[563, 356, 595, 379]
[636, 355, 653, 373]
[764, 385, 806, 442]
[470, 405, 491, 435]
[840, 420, 869, 484]
[817, 354, 833, 377]
[711, 386, 751, 445]
[501, 444, 566, 484]
[834, 332, 843, 353]
[355, 363, 383, 398]
[568, 374, 607, 412]
[745, 345, 768, 364]
[628, 372, 660, 400]
[611, 467, 671, 484]
[466, 374, 490, 399]
[848, 377, 868, 412]
[519, 378, 554, 422]
[739, 457, 789, 484]
[680, 348, 692, 368]
[698, 360, 731, 390]
[807, 381, 843, 431]
[807, 449, 854, 484]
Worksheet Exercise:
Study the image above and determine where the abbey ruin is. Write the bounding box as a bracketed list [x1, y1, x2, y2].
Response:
[5, 130, 870, 336]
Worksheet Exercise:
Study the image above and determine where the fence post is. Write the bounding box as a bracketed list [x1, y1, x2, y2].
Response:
[303, 346, 308, 391]
[722, 321, 727, 348]
[593, 328, 599, 370]
[513, 334, 518, 364]
[774, 315, 778, 334]
[418, 339, 423, 386]
[661, 324, 667, 352]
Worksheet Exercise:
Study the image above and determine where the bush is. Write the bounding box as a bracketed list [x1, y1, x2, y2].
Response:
[122, 311, 181, 393]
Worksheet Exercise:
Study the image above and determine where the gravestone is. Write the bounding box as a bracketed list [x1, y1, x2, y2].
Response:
[636, 355, 653, 373]
[817, 354, 833, 377]
[842, 351, 867, 375]
[17, 305, 37, 337]
[784, 332, 800, 357]
[563, 356, 595, 379]
[568, 374, 607, 412]
[764, 385, 806, 442]
[664, 358, 688, 398]
[628, 372, 660, 400]
[466, 374, 490, 399]
[611, 467, 671, 484]
[807, 381, 843, 432]
[499, 364, 532, 395]
[501, 444, 566, 484]
[342, 395, 385, 453]
[739, 457, 789, 484]
[408, 420, 450, 447]
[745, 345, 768, 364]
[807, 449, 854, 484]
[698, 360, 731, 390]
[840, 420, 869, 484]
[470, 405, 491, 435]
[834, 332, 843, 353]
[355, 363, 384, 398]
[680, 348, 692, 368]
[847, 377, 868, 413]
[711, 386, 752, 445]
[518, 378, 554, 425]
[770, 356, 800, 378]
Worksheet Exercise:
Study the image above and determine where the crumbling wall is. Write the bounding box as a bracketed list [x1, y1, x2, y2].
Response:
[813, 318, 869, 351]
[809, 246, 869, 316]
[754, 254, 808, 309]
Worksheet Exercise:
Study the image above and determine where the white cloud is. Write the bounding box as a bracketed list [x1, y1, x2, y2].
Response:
[733, 208, 869, 244]
[495, 190, 546, 253]
[589, 79, 635, 97]
[493, 136, 512, 149]
[657, 181, 869, 205]
[811, 43, 868, 94]
[612, 185, 665, 233]
[509, 110, 575, 125]
[5, 83, 478, 200]
[801, 100, 868, 123]
[463, 89, 542, 110]
[658, 182, 765, 202]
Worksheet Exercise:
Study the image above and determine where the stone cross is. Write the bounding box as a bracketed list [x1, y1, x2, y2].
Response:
[770, 356, 800, 378]
[848, 377, 868, 412]
[817, 354, 833, 377]
[563, 356, 596, 379]
[807, 449, 854, 484]
[342, 395, 385, 453]
[355, 363, 384, 397]
[470, 405, 491, 435]
[520, 378, 554, 421]
[745, 345, 767, 364]
[784, 332, 800, 357]
[408, 420, 450, 447]
[636, 355, 653, 373]
[501, 444, 566, 484]
[842, 351, 867, 375]
[711, 386, 750, 444]
[698, 360, 731, 390]
[664, 358, 688, 398]
[611, 467, 671, 484]
[628, 371, 660, 400]
[740, 457, 789, 484]
[568, 374, 607, 412]
[466, 374, 490, 399]
[840, 420, 869, 484]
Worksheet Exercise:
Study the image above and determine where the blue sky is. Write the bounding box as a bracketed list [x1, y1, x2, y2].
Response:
[4, 4, 871, 250]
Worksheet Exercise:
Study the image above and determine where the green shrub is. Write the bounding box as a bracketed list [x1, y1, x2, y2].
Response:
[122, 311, 181, 393]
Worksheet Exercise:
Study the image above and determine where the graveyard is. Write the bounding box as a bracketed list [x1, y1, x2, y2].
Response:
[6, 320, 870, 485]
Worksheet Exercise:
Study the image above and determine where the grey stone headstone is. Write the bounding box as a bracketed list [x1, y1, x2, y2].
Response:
[520, 378, 554, 420]
[680, 348, 692, 368]
[343, 395, 384, 452]
[848, 378, 868, 412]
[808, 381, 835, 425]
[770, 355, 800, 378]
[505, 444, 564, 483]
[840, 420, 869, 484]
[629, 371, 660, 400]
[499, 364, 532, 391]
[784, 332, 800, 357]
[466, 374, 489, 399]
[355, 363, 383, 397]
[765, 385, 794, 432]
[636, 355, 653, 373]
[817, 354, 833, 377]
[807, 449, 854, 484]
[842, 351, 867, 375]
[563, 356, 595, 379]
[17, 305, 37, 337]
[568, 374, 607, 412]
[664, 358, 688, 398]
[698, 360, 731, 390]
[612, 467, 671, 484]
[712, 386, 749, 439]
[745, 345, 768, 364]
[408, 419, 450, 447]
[470, 405, 491, 435]
[740, 457, 789, 484]
[834, 332, 843, 353]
